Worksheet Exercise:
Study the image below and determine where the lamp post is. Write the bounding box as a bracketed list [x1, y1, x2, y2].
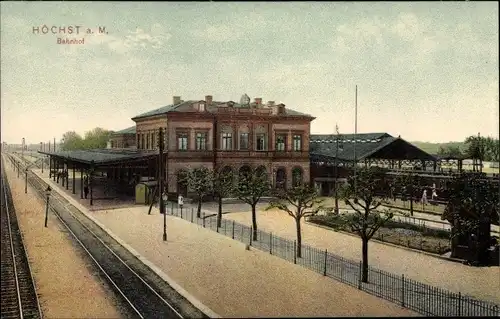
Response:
[334, 124, 340, 214]
[25, 168, 28, 194]
[162, 192, 167, 241]
[44, 186, 51, 227]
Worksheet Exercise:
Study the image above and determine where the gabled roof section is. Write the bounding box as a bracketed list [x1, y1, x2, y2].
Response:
[310, 132, 391, 143]
[309, 133, 437, 162]
[132, 100, 194, 120]
[114, 126, 136, 134]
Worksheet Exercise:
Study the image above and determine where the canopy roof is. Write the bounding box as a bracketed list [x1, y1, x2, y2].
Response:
[38, 149, 158, 165]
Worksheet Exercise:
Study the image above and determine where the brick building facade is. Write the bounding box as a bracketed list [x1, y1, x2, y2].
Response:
[127, 95, 315, 196]
[109, 126, 137, 149]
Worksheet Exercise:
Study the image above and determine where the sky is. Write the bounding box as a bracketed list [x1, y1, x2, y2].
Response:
[1, 1, 498, 145]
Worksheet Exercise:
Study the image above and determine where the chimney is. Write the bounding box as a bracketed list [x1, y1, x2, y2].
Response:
[254, 97, 262, 105]
[205, 95, 213, 105]
[173, 96, 181, 105]
[272, 103, 285, 115]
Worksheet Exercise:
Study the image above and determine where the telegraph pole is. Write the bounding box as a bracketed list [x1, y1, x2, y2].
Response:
[334, 124, 340, 214]
[53, 137, 56, 152]
[158, 127, 167, 241]
[22, 137, 25, 159]
[353, 85, 358, 196]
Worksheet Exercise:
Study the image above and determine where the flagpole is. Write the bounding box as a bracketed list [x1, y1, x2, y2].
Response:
[354, 85, 358, 195]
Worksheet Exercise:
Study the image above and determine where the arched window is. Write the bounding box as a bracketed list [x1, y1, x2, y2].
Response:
[292, 167, 303, 187]
[239, 165, 252, 182]
[275, 168, 286, 189]
[256, 166, 268, 180]
[177, 170, 188, 196]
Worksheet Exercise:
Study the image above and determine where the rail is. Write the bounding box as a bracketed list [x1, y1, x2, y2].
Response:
[5, 153, 198, 319]
[1, 159, 43, 319]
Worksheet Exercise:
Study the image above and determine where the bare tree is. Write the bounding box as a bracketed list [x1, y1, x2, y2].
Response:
[182, 167, 213, 217]
[267, 183, 324, 258]
[339, 167, 394, 283]
[234, 167, 271, 241]
[212, 167, 235, 228]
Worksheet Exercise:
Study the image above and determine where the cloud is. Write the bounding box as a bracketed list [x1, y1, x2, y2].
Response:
[259, 61, 329, 91]
[191, 25, 242, 43]
[391, 13, 421, 42]
[80, 26, 170, 54]
[332, 17, 386, 54]
[191, 13, 268, 43]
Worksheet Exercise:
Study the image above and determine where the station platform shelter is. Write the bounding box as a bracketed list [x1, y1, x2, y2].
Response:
[37, 149, 162, 209]
[309, 133, 438, 196]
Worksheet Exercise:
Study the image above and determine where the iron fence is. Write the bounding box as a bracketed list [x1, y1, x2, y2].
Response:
[174, 204, 499, 317]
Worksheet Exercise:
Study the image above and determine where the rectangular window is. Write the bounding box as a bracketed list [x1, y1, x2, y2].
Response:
[141, 134, 145, 150]
[256, 133, 266, 151]
[293, 134, 302, 151]
[152, 133, 156, 149]
[221, 133, 232, 150]
[137, 135, 140, 149]
[275, 134, 286, 151]
[239, 133, 249, 150]
[195, 132, 207, 150]
[177, 133, 188, 151]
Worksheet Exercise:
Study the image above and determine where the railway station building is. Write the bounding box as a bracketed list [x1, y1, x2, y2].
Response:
[38, 94, 445, 205]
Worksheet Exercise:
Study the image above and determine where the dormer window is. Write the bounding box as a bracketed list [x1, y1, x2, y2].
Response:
[199, 102, 206, 112]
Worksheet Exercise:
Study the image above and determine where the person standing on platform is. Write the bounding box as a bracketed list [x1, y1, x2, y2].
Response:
[83, 175, 89, 199]
[421, 189, 428, 205]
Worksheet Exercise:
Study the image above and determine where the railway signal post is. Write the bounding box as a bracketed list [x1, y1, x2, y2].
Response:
[157, 127, 167, 241]
[44, 186, 51, 227]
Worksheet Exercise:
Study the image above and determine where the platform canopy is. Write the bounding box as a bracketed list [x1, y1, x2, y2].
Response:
[309, 133, 437, 165]
[38, 149, 159, 166]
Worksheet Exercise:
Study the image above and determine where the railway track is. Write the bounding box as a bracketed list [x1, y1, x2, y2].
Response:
[1, 159, 43, 319]
[4, 154, 208, 319]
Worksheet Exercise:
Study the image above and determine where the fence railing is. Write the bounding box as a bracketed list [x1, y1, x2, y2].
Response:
[165, 204, 499, 317]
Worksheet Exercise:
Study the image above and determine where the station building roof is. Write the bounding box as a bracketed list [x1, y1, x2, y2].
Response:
[113, 126, 136, 135]
[131, 99, 312, 120]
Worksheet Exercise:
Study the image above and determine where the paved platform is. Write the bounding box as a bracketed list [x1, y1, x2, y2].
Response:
[31, 169, 136, 211]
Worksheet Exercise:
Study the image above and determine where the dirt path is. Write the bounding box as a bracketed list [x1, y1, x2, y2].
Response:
[91, 206, 419, 317]
[3, 158, 125, 318]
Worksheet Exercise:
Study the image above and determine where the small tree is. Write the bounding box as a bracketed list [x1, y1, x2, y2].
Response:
[464, 134, 486, 172]
[60, 131, 84, 150]
[438, 145, 463, 158]
[339, 167, 394, 283]
[267, 183, 324, 258]
[234, 167, 271, 241]
[183, 167, 213, 217]
[212, 168, 235, 228]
